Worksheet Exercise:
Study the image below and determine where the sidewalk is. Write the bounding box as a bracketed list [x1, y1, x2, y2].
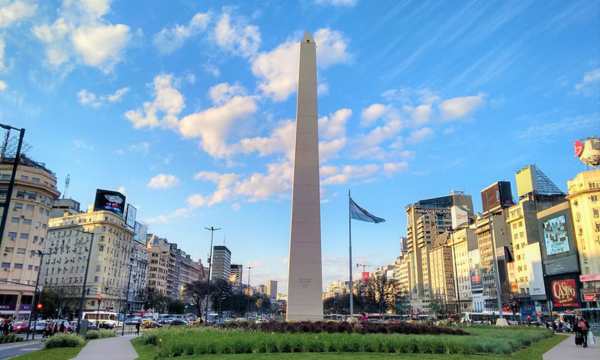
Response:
[73, 335, 138, 360]
[543, 334, 599, 360]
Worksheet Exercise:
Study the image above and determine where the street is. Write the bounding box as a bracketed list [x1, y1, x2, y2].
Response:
[0, 340, 43, 360]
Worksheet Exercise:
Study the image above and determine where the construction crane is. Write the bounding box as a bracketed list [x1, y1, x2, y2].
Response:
[62, 174, 70, 199]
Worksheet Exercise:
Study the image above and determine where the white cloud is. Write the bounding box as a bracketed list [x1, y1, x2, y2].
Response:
[203, 63, 220, 77]
[406, 103, 433, 125]
[144, 207, 191, 225]
[0, 0, 36, 28]
[240, 120, 295, 159]
[407, 127, 433, 144]
[213, 11, 260, 58]
[321, 164, 379, 185]
[147, 173, 179, 189]
[319, 108, 351, 139]
[179, 91, 258, 158]
[575, 68, 600, 94]
[154, 12, 210, 54]
[208, 82, 245, 104]
[251, 28, 349, 101]
[0, 80, 6, 92]
[361, 103, 387, 125]
[439, 94, 485, 120]
[78, 86, 129, 107]
[315, 0, 357, 6]
[32, 0, 130, 72]
[189, 171, 239, 207]
[125, 74, 184, 129]
[383, 161, 408, 175]
[319, 138, 346, 161]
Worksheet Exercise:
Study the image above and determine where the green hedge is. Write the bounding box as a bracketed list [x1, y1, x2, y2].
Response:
[44, 334, 85, 349]
[138, 326, 553, 358]
[0, 334, 23, 344]
[85, 329, 117, 340]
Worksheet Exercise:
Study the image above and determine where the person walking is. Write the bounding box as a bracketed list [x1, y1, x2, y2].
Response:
[135, 321, 140, 336]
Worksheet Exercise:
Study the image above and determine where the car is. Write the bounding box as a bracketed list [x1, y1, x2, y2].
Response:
[12, 321, 29, 333]
[33, 320, 47, 333]
[125, 317, 142, 325]
[142, 319, 162, 329]
[169, 319, 188, 326]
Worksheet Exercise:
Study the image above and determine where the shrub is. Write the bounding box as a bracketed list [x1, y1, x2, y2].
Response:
[0, 334, 22, 344]
[44, 334, 85, 349]
[85, 329, 116, 339]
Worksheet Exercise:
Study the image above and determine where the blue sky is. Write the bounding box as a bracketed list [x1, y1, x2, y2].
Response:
[1, 0, 599, 292]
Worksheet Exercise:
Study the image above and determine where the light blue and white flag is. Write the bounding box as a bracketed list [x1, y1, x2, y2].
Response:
[350, 197, 385, 223]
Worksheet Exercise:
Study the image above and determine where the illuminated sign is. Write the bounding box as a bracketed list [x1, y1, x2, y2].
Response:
[125, 204, 137, 229]
[550, 278, 580, 308]
[543, 215, 570, 256]
[93, 189, 126, 217]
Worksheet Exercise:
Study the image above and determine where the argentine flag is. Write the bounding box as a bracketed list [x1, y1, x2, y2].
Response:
[350, 197, 385, 223]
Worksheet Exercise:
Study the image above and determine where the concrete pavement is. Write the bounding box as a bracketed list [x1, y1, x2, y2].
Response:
[0, 340, 43, 359]
[544, 334, 599, 360]
[73, 335, 138, 360]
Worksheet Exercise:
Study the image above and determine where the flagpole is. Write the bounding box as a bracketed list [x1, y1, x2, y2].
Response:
[348, 189, 354, 319]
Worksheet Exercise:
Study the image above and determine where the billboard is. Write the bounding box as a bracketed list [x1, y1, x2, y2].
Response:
[470, 265, 482, 290]
[549, 278, 580, 308]
[362, 272, 370, 282]
[94, 189, 126, 216]
[125, 204, 137, 229]
[481, 181, 513, 213]
[542, 215, 570, 256]
[451, 205, 469, 229]
[133, 221, 148, 244]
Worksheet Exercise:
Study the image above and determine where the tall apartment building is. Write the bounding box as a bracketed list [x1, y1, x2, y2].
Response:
[146, 234, 170, 297]
[230, 264, 243, 288]
[0, 156, 59, 320]
[129, 235, 148, 311]
[449, 225, 478, 312]
[506, 165, 564, 313]
[176, 248, 204, 301]
[266, 280, 278, 300]
[43, 209, 134, 312]
[568, 169, 600, 305]
[392, 252, 411, 297]
[429, 232, 456, 309]
[405, 192, 473, 310]
[211, 245, 231, 281]
[49, 198, 80, 218]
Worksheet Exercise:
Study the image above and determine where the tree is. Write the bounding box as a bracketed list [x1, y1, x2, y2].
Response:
[167, 299, 185, 314]
[210, 279, 233, 315]
[185, 280, 210, 317]
[366, 274, 397, 314]
[144, 290, 169, 313]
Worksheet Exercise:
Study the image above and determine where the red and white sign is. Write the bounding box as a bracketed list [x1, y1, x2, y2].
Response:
[575, 140, 584, 157]
[550, 278, 580, 308]
[580, 274, 600, 282]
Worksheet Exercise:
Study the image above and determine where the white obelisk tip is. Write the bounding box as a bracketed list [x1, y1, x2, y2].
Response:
[302, 31, 314, 43]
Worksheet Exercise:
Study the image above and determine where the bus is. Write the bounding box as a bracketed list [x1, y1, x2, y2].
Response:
[82, 311, 120, 328]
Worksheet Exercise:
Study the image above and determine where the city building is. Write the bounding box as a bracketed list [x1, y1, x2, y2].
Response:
[506, 165, 564, 315]
[49, 198, 80, 218]
[229, 264, 243, 288]
[266, 280, 278, 300]
[469, 248, 484, 312]
[0, 156, 59, 320]
[146, 234, 171, 297]
[175, 247, 204, 301]
[567, 169, 600, 307]
[211, 245, 231, 281]
[128, 224, 148, 311]
[43, 207, 134, 313]
[449, 225, 477, 312]
[429, 232, 456, 310]
[405, 192, 473, 311]
[392, 252, 411, 298]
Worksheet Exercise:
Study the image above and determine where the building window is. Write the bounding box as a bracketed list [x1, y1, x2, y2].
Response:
[25, 204, 34, 211]
[28, 265, 33, 270]
[1, 263, 10, 269]
[7, 232, 16, 241]
[19, 233, 29, 240]
[22, 219, 32, 225]
[14, 263, 23, 269]
[13, 203, 23, 210]
[16, 248, 26, 255]
[11, 217, 19, 223]
[4, 247, 13, 253]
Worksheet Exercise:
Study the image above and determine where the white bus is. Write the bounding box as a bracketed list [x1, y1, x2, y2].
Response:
[82, 311, 120, 328]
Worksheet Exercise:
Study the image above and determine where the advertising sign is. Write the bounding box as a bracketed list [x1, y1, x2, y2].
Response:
[125, 204, 137, 229]
[362, 272, 370, 282]
[481, 181, 513, 213]
[543, 215, 570, 256]
[470, 265, 482, 290]
[93, 189, 126, 217]
[133, 221, 148, 244]
[550, 278, 580, 308]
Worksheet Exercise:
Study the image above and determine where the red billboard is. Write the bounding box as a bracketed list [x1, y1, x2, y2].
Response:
[362, 272, 369, 282]
[550, 278, 580, 308]
[481, 181, 513, 213]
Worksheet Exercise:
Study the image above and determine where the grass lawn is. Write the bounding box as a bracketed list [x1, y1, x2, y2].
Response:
[133, 334, 566, 359]
[132, 330, 567, 360]
[9, 346, 83, 360]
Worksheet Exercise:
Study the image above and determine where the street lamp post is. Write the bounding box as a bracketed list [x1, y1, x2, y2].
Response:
[26, 250, 48, 341]
[246, 266, 252, 318]
[204, 226, 220, 322]
[121, 259, 133, 336]
[75, 230, 94, 334]
[0, 124, 25, 248]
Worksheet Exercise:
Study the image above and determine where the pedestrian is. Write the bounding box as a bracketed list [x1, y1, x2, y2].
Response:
[135, 321, 140, 335]
[59, 321, 65, 333]
[577, 316, 590, 348]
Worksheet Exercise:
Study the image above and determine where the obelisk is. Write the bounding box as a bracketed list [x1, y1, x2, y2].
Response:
[286, 32, 323, 321]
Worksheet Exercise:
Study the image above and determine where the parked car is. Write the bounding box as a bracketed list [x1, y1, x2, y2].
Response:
[169, 319, 188, 326]
[142, 319, 162, 329]
[12, 321, 29, 333]
[33, 320, 47, 333]
[125, 317, 142, 325]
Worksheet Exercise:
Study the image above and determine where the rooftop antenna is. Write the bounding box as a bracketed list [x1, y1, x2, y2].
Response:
[63, 174, 70, 199]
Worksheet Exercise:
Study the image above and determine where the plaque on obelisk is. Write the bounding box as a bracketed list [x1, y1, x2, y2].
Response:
[286, 32, 323, 321]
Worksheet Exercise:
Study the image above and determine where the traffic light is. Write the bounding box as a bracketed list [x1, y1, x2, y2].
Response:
[36, 303, 43, 310]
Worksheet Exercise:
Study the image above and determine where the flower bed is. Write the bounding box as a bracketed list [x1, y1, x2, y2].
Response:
[221, 320, 467, 335]
[136, 326, 553, 358]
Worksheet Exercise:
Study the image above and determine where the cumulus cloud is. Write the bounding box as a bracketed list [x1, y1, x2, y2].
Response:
[147, 173, 179, 189]
[125, 74, 184, 128]
[361, 103, 387, 125]
[407, 127, 433, 144]
[251, 28, 349, 101]
[154, 12, 210, 54]
[213, 11, 260, 58]
[32, 0, 130, 72]
[321, 164, 379, 185]
[144, 207, 191, 225]
[77, 86, 129, 108]
[0, 0, 36, 28]
[319, 108, 351, 139]
[240, 120, 295, 159]
[0, 80, 6, 92]
[575, 68, 600, 95]
[383, 161, 408, 174]
[439, 94, 485, 120]
[208, 82, 246, 104]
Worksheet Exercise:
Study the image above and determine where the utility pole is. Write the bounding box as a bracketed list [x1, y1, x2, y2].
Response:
[451, 241, 462, 315]
[246, 266, 252, 318]
[204, 226, 221, 322]
[26, 250, 47, 341]
[121, 259, 133, 336]
[0, 125, 25, 248]
[77, 230, 94, 334]
[489, 215, 504, 321]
